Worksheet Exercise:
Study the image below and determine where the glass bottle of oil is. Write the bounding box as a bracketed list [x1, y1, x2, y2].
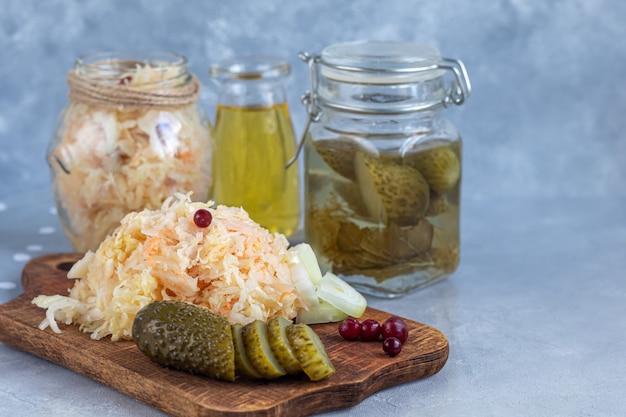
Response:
[209, 57, 300, 237]
[298, 41, 471, 297]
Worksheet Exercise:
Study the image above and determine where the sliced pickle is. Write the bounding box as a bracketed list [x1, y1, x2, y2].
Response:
[241, 320, 287, 379]
[267, 317, 302, 374]
[231, 324, 263, 379]
[286, 323, 335, 381]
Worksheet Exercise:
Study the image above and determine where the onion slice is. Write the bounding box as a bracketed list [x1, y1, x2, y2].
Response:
[289, 243, 324, 285]
[289, 255, 319, 309]
[316, 272, 367, 319]
[296, 300, 349, 324]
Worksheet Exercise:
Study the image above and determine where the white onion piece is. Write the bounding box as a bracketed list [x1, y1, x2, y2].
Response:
[296, 300, 349, 324]
[289, 243, 324, 285]
[289, 256, 319, 309]
[316, 272, 367, 319]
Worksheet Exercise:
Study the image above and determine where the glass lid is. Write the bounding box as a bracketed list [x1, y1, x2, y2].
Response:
[319, 41, 446, 84]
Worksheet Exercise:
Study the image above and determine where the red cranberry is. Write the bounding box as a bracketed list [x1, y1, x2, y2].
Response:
[381, 316, 409, 344]
[338, 317, 361, 340]
[193, 209, 213, 228]
[359, 319, 381, 342]
[382, 337, 403, 357]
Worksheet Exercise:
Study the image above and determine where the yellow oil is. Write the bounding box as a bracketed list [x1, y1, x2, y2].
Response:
[212, 103, 300, 236]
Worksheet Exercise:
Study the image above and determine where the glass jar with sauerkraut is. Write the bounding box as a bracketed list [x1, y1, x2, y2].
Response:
[47, 52, 212, 253]
[298, 41, 471, 298]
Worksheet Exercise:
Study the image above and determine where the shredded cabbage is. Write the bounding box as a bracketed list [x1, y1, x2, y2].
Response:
[50, 64, 212, 252]
[33, 192, 306, 341]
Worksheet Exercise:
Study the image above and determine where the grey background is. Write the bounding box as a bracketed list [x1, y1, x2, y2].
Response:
[1, 2, 626, 417]
[1, 0, 625, 201]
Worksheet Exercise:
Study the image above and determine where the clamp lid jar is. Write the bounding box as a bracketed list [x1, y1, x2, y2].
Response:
[300, 40, 471, 298]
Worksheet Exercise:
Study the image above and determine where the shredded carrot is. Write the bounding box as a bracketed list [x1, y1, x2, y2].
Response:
[32, 192, 309, 341]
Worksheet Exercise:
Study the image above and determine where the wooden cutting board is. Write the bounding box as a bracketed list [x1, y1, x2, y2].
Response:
[0, 253, 449, 417]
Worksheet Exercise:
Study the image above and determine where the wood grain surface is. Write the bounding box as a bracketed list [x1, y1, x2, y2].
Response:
[0, 253, 449, 417]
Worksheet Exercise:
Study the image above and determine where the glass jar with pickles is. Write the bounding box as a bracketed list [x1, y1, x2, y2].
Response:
[298, 41, 471, 297]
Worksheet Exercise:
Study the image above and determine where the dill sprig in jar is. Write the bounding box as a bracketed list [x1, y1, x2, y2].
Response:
[48, 52, 212, 252]
[298, 41, 471, 297]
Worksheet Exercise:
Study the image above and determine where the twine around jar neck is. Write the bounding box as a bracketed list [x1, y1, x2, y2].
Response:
[67, 70, 201, 109]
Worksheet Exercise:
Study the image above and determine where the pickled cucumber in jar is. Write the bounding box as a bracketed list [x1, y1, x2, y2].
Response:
[300, 41, 470, 297]
[305, 136, 461, 297]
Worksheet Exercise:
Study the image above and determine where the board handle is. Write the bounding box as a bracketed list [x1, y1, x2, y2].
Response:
[21, 253, 83, 296]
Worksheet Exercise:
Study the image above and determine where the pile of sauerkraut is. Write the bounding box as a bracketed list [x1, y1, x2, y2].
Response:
[49, 64, 211, 253]
[33, 193, 308, 341]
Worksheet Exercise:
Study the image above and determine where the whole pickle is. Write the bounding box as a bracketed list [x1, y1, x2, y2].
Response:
[132, 300, 236, 382]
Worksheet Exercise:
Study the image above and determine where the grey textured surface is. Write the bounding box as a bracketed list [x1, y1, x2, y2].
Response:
[1, 1, 626, 416]
[2, 0, 626, 200]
